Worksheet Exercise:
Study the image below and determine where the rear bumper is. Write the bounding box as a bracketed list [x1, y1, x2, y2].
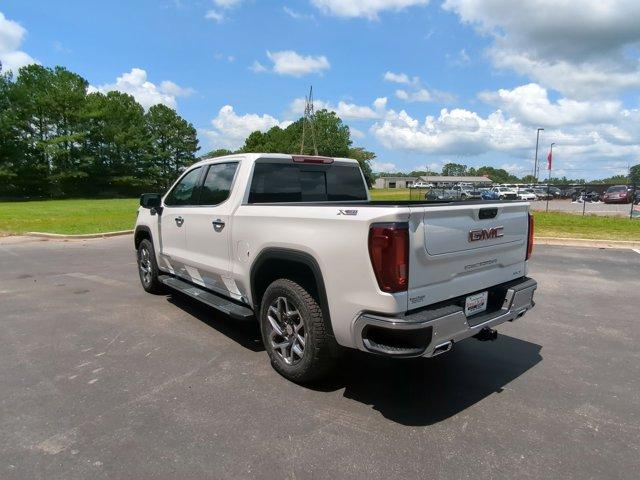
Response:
[353, 277, 537, 358]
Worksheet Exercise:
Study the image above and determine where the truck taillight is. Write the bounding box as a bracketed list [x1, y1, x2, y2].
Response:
[368, 223, 409, 293]
[526, 213, 534, 260]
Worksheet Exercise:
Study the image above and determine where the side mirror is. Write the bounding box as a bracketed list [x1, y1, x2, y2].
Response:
[140, 193, 162, 210]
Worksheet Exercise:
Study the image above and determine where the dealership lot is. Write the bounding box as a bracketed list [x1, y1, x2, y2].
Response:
[0, 236, 639, 479]
[529, 199, 634, 216]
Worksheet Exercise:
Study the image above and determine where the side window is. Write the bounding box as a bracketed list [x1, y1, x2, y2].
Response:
[199, 162, 238, 205]
[164, 167, 202, 206]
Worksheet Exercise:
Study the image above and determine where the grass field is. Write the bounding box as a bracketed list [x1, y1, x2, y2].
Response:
[1, 197, 639, 240]
[0, 198, 138, 235]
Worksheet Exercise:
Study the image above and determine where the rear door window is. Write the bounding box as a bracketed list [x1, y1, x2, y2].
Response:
[199, 162, 238, 205]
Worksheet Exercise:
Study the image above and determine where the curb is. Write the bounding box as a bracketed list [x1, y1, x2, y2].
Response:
[26, 230, 134, 239]
[535, 236, 640, 249]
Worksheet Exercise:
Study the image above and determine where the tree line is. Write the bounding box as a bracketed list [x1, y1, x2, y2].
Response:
[0, 64, 198, 198]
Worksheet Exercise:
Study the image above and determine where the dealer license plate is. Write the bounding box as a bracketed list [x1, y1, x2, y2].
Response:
[465, 291, 488, 316]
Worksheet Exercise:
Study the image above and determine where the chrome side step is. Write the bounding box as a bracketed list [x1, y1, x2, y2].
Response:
[159, 275, 254, 321]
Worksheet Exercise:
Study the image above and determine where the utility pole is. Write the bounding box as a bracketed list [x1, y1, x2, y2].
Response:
[546, 142, 554, 212]
[300, 86, 318, 156]
[533, 128, 544, 180]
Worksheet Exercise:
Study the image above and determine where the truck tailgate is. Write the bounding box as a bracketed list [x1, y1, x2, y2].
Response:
[406, 202, 529, 311]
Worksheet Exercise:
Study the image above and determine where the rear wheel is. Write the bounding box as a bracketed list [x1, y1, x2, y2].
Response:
[260, 279, 337, 383]
[137, 238, 164, 294]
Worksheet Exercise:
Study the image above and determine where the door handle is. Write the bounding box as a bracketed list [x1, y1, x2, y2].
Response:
[212, 219, 225, 232]
[175, 216, 184, 227]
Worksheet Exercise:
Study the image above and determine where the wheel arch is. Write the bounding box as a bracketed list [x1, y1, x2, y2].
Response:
[134, 225, 152, 249]
[250, 248, 334, 338]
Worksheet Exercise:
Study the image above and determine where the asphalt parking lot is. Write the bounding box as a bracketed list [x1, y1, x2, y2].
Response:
[529, 199, 634, 216]
[1, 236, 639, 479]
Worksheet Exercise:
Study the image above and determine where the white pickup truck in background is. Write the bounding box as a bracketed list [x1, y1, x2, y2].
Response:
[135, 153, 537, 383]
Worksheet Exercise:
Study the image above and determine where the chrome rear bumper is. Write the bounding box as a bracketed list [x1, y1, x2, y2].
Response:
[353, 277, 537, 358]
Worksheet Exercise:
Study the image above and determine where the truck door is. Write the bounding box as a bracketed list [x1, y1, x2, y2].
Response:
[159, 166, 203, 274]
[181, 162, 239, 297]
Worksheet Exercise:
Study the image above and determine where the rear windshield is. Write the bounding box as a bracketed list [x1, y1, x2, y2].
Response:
[607, 186, 626, 192]
[248, 162, 367, 203]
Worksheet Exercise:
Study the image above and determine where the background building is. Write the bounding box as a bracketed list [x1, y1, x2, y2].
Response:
[373, 175, 493, 189]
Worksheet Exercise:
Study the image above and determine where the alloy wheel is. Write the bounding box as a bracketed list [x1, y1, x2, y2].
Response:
[266, 296, 306, 365]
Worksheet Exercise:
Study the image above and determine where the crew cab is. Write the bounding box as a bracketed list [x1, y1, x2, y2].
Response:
[135, 154, 537, 382]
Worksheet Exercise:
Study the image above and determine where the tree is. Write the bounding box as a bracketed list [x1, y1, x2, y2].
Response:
[240, 109, 352, 157]
[348, 147, 375, 187]
[442, 162, 468, 176]
[630, 164, 640, 185]
[201, 148, 233, 158]
[521, 175, 537, 184]
[145, 104, 198, 188]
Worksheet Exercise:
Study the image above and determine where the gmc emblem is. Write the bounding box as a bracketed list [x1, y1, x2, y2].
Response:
[469, 226, 504, 242]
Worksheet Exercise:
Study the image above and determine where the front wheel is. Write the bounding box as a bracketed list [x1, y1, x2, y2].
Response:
[260, 279, 337, 383]
[137, 238, 164, 294]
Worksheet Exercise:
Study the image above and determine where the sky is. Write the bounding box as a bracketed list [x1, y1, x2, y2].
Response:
[1, 0, 639, 180]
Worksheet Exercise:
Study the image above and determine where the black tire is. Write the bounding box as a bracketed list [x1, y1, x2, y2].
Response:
[499, 195, 505, 200]
[137, 238, 164, 294]
[259, 279, 337, 383]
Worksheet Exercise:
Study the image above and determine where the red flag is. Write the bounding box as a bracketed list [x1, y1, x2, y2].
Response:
[547, 150, 552, 170]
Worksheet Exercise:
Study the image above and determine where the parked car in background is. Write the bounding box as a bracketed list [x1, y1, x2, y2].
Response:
[481, 189, 500, 200]
[517, 188, 538, 201]
[602, 185, 633, 204]
[411, 181, 435, 189]
[425, 184, 482, 200]
[490, 186, 519, 200]
[571, 189, 600, 202]
[532, 188, 550, 200]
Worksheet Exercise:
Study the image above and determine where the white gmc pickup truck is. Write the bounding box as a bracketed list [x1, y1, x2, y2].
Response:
[135, 153, 537, 383]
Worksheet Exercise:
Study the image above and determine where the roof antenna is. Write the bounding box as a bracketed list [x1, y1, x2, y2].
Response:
[300, 86, 318, 155]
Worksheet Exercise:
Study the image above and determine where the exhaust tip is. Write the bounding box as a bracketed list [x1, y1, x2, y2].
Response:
[432, 341, 453, 356]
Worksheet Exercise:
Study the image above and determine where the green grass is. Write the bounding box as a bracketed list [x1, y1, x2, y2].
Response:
[0, 198, 139, 235]
[1, 197, 639, 240]
[369, 188, 415, 200]
[532, 211, 640, 241]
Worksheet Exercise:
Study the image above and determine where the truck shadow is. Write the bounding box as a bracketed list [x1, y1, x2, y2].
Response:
[166, 293, 265, 353]
[164, 292, 542, 427]
[315, 335, 542, 427]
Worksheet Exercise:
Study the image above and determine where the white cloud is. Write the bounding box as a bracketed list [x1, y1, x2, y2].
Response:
[213, 0, 243, 7]
[395, 88, 457, 103]
[442, 0, 640, 97]
[371, 107, 530, 156]
[289, 97, 381, 120]
[479, 83, 621, 127]
[93, 68, 193, 109]
[265, 50, 330, 77]
[368, 94, 640, 178]
[387, 71, 456, 103]
[371, 161, 397, 172]
[250, 61, 267, 73]
[204, 10, 225, 23]
[350, 127, 365, 139]
[0, 11, 37, 73]
[383, 71, 418, 85]
[203, 105, 291, 149]
[311, 0, 429, 20]
[283, 6, 315, 20]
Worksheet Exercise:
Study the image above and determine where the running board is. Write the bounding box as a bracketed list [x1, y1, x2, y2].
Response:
[159, 275, 254, 321]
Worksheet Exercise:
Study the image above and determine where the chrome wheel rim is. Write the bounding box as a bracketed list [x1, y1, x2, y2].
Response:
[139, 246, 152, 285]
[267, 296, 306, 365]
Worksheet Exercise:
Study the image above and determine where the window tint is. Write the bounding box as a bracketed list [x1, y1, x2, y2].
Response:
[248, 163, 367, 203]
[199, 162, 238, 205]
[165, 167, 202, 206]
